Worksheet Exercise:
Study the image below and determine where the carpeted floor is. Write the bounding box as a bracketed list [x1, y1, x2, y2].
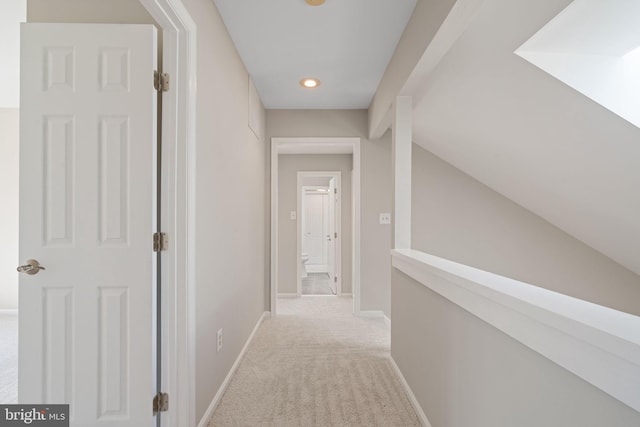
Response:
[208, 297, 420, 427]
[0, 311, 18, 404]
[302, 273, 336, 295]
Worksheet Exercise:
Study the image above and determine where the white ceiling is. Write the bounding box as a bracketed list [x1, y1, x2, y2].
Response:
[409, 0, 640, 275]
[212, 0, 416, 109]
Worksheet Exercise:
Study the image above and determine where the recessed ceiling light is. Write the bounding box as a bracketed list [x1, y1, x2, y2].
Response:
[305, 0, 326, 6]
[300, 78, 321, 89]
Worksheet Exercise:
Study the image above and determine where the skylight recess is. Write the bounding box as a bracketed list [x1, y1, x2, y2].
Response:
[515, 0, 640, 129]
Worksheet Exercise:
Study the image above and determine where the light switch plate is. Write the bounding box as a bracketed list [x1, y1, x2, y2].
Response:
[290, 211, 297, 220]
[380, 213, 391, 224]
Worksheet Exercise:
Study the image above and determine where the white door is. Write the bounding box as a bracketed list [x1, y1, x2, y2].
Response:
[304, 192, 328, 269]
[327, 178, 337, 288]
[19, 23, 157, 426]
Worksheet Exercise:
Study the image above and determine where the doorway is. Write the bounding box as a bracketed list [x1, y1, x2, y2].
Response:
[19, 23, 159, 425]
[13, 1, 196, 425]
[298, 172, 341, 296]
[270, 137, 361, 316]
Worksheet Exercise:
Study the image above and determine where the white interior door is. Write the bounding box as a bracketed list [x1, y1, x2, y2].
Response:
[303, 192, 328, 269]
[327, 178, 336, 287]
[19, 23, 157, 426]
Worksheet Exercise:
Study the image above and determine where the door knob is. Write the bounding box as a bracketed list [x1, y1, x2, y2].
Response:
[17, 259, 46, 275]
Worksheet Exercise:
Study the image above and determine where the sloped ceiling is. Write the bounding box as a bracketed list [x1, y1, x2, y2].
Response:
[410, 0, 640, 275]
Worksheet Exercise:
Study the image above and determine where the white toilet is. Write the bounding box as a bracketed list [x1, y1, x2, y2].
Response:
[301, 253, 310, 278]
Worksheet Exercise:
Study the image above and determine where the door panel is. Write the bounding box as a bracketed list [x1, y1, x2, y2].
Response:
[19, 23, 157, 426]
[304, 193, 328, 267]
[327, 178, 336, 288]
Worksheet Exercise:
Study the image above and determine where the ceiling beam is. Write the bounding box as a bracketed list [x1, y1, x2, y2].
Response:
[400, 0, 484, 103]
[368, 0, 457, 139]
[368, 0, 484, 139]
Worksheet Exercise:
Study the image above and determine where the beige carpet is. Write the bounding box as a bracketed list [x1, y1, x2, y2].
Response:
[0, 311, 18, 404]
[208, 297, 420, 427]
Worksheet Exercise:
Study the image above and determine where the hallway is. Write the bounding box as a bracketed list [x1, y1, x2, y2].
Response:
[208, 297, 420, 426]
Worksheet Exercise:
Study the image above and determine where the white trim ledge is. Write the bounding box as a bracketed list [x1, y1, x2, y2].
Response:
[198, 311, 269, 427]
[391, 248, 640, 413]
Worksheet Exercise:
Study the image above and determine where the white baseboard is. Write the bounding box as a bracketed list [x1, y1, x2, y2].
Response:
[358, 310, 391, 329]
[277, 293, 299, 298]
[0, 309, 18, 315]
[198, 311, 269, 427]
[358, 310, 384, 318]
[338, 292, 352, 297]
[389, 357, 432, 427]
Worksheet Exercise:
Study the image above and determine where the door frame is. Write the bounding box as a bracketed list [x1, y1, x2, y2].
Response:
[136, 1, 196, 426]
[271, 137, 361, 315]
[297, 172, 342, 296]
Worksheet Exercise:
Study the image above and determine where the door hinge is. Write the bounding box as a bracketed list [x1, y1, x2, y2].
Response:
[334, 188, 337, 194]
[334, 232, 337, 239]
[153, 232, 168, 252]
[334, 276, 338, 283]
[153, 392, 169, 414]
[154, 71, 170, 92]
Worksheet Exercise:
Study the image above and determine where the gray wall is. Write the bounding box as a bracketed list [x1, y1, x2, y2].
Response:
[391, 268, 640, 427]
[28, 0, 155, 24]
[27, 0, 267, 422]
[0, 109, 19, 309]
[390, 144, 640, 425]
[182, 0, 266, 420]
[28, 0, 161, 51]
[302, 176, 331, 187]
[278, 154, 352, 294]
[411, 144, 640, 316]
[266, 110, 393, 315]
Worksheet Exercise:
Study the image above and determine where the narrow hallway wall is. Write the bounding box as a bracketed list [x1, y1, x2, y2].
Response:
[182, 0, 267, 420]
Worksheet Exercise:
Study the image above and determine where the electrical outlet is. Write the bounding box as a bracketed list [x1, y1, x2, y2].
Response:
[290, 211, 297, 220]
[379, 213, 391, 225]
[216, 328, 223, 352]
